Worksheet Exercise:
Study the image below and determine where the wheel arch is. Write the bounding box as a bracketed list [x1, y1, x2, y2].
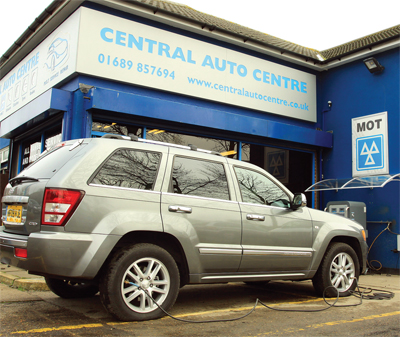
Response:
[310, 235, 363, 277]
[97, 231, 190, 287]
[330, 236, 363, 272]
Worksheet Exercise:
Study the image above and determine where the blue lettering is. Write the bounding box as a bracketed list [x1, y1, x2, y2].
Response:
[301, 82, 307, 93]
[263, 71, 270, 84]
[215, 58, 226, 71]
[253, 69, 261, 81]
[100, 28, 113, 42]
[271, 74, 281, 86]
[128, 35, 143, 50]
[145, 39, 157, 53]
[187, 50, 196, 64]
[201, 55, 214, 69]
[171, 47, 185, 62]
[237, 65, 247, 77]
[115, 31, 126, 46]
[291, 79, 299, 91]
[282, 77, 290, 89]
[158, 43, 171, 58]
[227, 61, 237, 74]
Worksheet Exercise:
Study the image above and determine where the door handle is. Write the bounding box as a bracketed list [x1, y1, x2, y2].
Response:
[246, 214, 265, 221]
[168, 205, 192, 214]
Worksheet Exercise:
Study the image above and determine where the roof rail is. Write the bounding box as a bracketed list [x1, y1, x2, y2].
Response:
[101, 133, 222, 156]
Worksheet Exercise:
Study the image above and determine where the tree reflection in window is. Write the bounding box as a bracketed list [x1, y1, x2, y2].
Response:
[172, 157, 230, 200]
[234, 167, 289, 207]
[92, 149, 161, 190]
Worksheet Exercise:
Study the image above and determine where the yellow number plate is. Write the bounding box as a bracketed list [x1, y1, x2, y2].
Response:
[6, 205, 23, 223]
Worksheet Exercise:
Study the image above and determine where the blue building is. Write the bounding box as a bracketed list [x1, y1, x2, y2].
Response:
[0, 0, 399, 272]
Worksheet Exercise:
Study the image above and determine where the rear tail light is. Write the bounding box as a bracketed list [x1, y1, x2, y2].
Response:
[42, 189, 84, 226]
[15, 248, 28, 258]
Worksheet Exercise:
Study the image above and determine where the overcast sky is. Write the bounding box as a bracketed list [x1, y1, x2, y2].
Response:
[1, 0, 399, 57]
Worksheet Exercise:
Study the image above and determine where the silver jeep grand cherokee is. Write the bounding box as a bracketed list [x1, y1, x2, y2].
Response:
[0, 135, 367, 321]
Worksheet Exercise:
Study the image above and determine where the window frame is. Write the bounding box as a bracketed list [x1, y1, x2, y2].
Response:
[88, 147, 163, 192]
[169, 155, 231, 201]
[233, 165, 291, 207]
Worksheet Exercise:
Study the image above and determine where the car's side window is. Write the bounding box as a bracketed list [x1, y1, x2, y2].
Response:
[91, 149, 161, 190]
[171, 156, 230, 200]
[234, 167, 290, 207]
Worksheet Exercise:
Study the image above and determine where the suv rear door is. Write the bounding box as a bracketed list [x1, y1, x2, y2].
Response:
[161, 149, 242, 276]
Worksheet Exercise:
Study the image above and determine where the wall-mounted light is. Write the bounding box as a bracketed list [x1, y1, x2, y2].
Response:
[363, 57, 384, 73]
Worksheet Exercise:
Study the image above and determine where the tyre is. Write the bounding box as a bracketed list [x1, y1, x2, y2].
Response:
[312, 242, 360, 297]
[45, 278, 99, 299]
[100, 243, 180, 321]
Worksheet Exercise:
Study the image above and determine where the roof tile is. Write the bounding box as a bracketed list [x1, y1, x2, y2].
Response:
[131, 0, 400, 62]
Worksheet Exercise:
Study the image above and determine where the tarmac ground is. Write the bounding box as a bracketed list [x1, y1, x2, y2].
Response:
[1, 266, 399, 337]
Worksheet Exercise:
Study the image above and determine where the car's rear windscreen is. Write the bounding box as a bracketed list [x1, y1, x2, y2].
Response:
[19, 142, 87, 179]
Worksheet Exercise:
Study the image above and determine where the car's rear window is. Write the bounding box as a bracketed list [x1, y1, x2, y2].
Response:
[19, 142, 87, 179]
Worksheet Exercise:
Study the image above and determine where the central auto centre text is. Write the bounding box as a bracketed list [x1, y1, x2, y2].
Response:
[100, 28, 308, 93]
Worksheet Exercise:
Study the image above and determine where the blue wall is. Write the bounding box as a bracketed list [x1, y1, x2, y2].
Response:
[0, 138, 10, 149]
[319, 48, 400, 270]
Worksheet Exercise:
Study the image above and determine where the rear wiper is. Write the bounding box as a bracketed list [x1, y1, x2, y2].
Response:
[9, 176, 40, 187]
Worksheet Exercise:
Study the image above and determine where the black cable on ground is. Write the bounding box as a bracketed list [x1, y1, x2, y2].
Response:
[128, 279, 395, 323]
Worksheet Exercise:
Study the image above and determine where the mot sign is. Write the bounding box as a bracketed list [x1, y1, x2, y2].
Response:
[352, 112, 388, 177]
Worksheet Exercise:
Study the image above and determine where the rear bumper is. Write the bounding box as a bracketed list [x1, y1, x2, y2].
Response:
[0, 227, 120, 279]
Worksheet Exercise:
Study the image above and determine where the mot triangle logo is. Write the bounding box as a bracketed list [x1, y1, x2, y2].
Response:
[356, 135, 383, 171]
[270, 156, 283, 176]
[360, 141, 379, 165]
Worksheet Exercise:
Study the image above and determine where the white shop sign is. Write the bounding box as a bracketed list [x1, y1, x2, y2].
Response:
[76, 8, 317, 122]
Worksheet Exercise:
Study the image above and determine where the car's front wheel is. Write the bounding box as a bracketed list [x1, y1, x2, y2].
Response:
[312, 242, 360, 297]
[100, 243, 180, 321]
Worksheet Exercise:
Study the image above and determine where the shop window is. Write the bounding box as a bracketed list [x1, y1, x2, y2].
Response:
[21, 137, 42, 171]
[0, 147, 9, 163]
[147, 129, 240, 159]
[91, 149, 161, 191]
[11, 124, 62, 176]
[171, 156, 230, 200]
[241, 143, 251, 162]
[92, 121, 143, 138]
[242, 143, 314, 207]
[45, 133, 62, 151]
[265, 148, 289, 184]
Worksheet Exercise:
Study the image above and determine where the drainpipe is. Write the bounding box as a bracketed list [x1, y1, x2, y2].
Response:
[64, 84, 94, 141]
[319, 101, 332, 209]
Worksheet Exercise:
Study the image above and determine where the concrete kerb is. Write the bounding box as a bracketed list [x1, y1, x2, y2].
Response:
[0, 266, 49, 291]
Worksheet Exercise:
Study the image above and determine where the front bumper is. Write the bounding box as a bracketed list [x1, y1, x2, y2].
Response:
[0, 227, 120, 279]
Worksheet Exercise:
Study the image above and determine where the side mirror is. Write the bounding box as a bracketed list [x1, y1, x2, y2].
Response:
[291, 193, 307, 210]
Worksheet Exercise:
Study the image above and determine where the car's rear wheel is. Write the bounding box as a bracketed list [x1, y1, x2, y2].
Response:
[100, 243, 180, 321]
[312, 242, 359, 297]
[45, 278, 99, 298]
